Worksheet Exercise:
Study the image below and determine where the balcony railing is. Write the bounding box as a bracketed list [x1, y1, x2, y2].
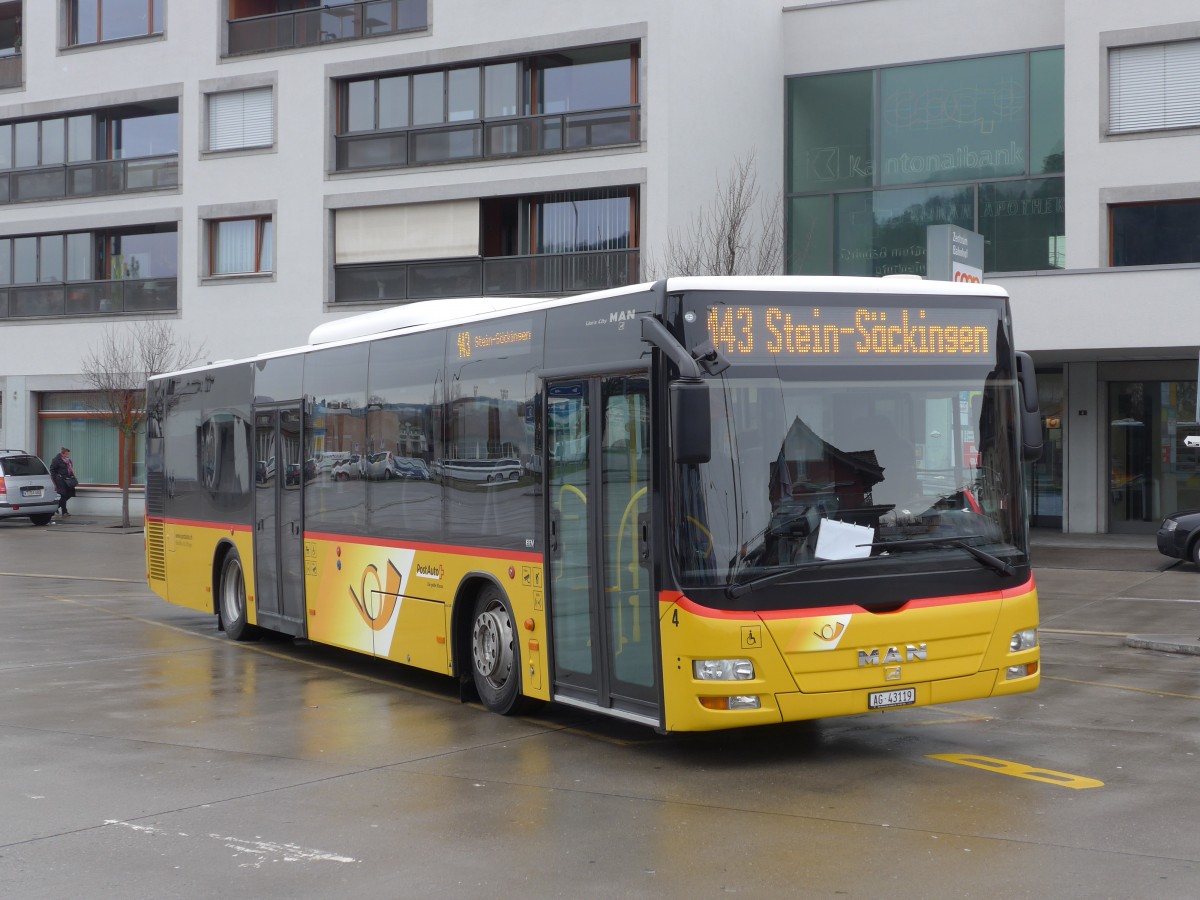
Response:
[227, 0, 427, 56]
[333, 249, 640, 304]
[0, 278, 178, 319]
[0, 51, 20, 89]
[0, 155, 178, 206]
[336, 107, 640, 171]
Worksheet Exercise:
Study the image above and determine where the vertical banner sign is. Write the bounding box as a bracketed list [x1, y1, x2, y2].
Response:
[926, 224, 984, 283]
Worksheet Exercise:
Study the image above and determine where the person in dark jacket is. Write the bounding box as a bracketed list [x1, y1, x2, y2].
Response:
[49, 447, 75, 517]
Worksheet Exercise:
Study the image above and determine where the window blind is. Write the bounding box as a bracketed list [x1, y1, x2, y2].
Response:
[1109, 39, 1200, 133]
[208, 87, 274, 151]
[335, 201, 481, 264]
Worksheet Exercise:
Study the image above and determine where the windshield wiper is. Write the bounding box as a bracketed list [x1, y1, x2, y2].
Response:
[725, 557, 856, 600]
[865, 535, 1016, 577]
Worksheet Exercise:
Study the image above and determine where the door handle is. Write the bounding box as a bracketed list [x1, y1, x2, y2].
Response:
[638, 512, 651, 563]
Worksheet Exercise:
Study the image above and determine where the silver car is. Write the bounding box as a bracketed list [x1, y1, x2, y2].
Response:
[0, 450, 60, 526]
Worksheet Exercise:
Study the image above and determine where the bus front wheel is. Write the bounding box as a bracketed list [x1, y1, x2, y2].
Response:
[470, 586, 524, 715]
[219, 550, 258, 642]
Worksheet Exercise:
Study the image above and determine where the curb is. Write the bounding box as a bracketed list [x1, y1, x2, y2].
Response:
[1124, 634, 1200, 656]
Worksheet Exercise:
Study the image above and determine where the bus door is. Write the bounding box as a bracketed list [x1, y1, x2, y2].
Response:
[253, 403, 306, 637]
[546, 374, 658, 722]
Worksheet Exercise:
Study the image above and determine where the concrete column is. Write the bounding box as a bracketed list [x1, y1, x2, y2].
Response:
[1065, 361, 1100, 533]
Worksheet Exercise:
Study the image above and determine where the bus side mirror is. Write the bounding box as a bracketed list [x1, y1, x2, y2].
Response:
[671, 380, 711, 465]
[1015, 352, 1042, 462]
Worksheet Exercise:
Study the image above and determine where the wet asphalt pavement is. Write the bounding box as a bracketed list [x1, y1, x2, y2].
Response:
[0, 519, 1196, 898]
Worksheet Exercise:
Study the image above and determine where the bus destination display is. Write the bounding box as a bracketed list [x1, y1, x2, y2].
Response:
[455, 318, 535, 360]
[703, 304, 997, 364]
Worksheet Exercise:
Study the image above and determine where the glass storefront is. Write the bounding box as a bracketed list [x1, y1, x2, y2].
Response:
[1108, 380, 1200, 533]
[786, 49, 1064, 276]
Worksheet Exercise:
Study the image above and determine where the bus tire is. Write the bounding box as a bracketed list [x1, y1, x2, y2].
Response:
[218, 550, 258, 642]
[470, 586, 524, 715]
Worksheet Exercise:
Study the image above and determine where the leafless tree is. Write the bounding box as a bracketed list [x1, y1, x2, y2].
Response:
[80, 321, 204, 527]
[644, 152, 783, 279]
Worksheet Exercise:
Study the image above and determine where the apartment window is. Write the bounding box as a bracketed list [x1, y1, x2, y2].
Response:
[336, 42, 640, 170]
[209, 217, 273, 275]
[1109, 40, 1200, 134]
[67, 0, 164, 46]
[207, 87, 273, 152]
[0, 102, 178, 204]
[39, 392, 145, 487]
[226, 0, 428, 56]
[0, 224, 177, 318]
[1111, 200, 1200, 266]
[333, 187, 640, 302]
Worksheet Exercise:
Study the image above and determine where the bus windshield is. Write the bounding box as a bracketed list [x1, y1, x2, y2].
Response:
[673, 293, 1026, 591]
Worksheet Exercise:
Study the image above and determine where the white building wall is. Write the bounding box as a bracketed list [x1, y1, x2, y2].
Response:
[0, 2, 788, 516]
[2, 1, 1198, 527]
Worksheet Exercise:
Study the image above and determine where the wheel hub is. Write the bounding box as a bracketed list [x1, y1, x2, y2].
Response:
[472, 604, 514, 688]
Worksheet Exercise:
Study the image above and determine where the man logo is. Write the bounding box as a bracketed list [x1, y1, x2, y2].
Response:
[858, 644, 928, 667]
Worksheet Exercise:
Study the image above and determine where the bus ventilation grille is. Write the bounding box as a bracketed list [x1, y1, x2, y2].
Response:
[146, 521, 167, 582]
[145, 474, 166, 516]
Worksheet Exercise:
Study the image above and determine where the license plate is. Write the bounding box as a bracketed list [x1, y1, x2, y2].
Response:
[868, 688, 916, 710]
[21, 487, 43, 498]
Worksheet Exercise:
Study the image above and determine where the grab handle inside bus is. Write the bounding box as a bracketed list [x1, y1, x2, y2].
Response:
[1015, 351, 1042, 462]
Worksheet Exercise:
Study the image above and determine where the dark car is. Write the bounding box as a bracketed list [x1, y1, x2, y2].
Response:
[1156, 509, 1200, 567]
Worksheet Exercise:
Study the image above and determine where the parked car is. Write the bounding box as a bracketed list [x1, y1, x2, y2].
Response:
[364, 451, 396, 480]
[0, 449, 60, 526]
[1156, 509, 1200, 567]
[331, 454, 364, 481]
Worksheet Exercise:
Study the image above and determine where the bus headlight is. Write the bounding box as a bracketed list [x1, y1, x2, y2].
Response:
[692, 658, 755, 681]
[1009, 628, 1038, 652]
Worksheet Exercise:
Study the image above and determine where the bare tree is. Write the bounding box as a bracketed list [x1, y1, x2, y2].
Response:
[80, 321, 204, 527]
[644, 152, 783, 279]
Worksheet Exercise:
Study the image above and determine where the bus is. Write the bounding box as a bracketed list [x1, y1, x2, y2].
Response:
[144, 275, 1042, 733]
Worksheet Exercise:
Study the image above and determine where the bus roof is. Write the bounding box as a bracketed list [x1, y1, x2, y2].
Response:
[150, 276, 1009, 382]
[663, 274, 1008, 298]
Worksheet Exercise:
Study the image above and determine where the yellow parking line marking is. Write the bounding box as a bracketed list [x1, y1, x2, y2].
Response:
[929, 753, 1104, 789]
[1043, 674, 1200, 701]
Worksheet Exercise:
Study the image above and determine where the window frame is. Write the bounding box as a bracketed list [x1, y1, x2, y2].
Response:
[334, 41, 641, 171]
[1101, 22, 1200, 141]
[1109, 198, 1200, 267]
[1108, 39, 1200, 136]
[37, 390, 146, 489]
[65, 0, 165, 48]
[205, 85, 275, 154]
[207, 215, 275, 278]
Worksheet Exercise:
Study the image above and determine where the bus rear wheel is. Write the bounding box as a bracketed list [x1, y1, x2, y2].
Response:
[470, 586, 523, 714]
[219, 550, 258, 642]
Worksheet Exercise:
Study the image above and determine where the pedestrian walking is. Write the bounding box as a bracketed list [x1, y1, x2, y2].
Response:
[50, 447, 77, 517]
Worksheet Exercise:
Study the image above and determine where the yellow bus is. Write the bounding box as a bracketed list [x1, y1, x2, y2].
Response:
[145, 276, 1042, 732]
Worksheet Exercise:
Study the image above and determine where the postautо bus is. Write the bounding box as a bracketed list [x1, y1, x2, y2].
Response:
[144, 275, 1043, 733]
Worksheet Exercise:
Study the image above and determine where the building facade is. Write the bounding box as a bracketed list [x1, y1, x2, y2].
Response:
[1, 0, 1197, 534]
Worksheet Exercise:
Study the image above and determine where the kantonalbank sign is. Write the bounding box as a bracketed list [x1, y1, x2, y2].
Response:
[705, 304, 996, 364]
